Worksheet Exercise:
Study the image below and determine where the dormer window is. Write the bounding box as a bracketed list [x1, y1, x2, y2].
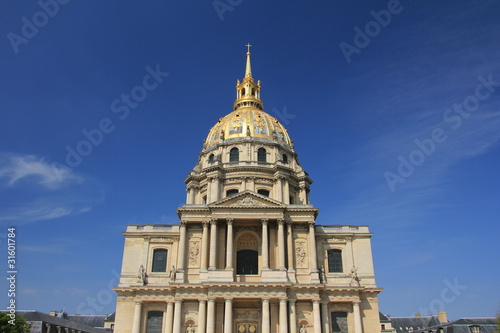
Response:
[208, 154, 215, 163]
[282, 154, 288, 163]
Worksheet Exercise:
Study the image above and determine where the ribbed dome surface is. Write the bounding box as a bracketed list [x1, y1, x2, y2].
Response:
[204, 107, 293, 149]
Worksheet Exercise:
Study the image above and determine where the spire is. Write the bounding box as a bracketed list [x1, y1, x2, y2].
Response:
[234, 44, 263, 111]
[245, 43, 252, 78]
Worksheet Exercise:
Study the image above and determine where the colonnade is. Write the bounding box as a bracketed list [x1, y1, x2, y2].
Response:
[176, 218, 318, 275]
[185, 175, 310, 205]
[130, 298, 364, 333]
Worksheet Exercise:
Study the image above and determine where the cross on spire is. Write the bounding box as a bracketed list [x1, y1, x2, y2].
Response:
[246, 43, 252, 53]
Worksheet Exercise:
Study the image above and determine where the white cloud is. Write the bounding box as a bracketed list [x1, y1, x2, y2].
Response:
[0, 152, 103, 224]
[0, 152, 82, 190]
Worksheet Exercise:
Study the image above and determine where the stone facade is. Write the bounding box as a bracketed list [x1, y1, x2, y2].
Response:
[113, 48, 382, 333]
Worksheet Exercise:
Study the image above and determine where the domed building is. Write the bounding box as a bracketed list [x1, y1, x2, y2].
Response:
[113, 47, 382, 333]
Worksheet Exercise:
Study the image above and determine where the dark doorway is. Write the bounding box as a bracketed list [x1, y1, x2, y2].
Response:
[236, 250, 258, 275]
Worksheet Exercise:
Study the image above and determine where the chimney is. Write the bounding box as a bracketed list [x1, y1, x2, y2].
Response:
[438, 311, 448, 323]
[415, 313, 421, 318]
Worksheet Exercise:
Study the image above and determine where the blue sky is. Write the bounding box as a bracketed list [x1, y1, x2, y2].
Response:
[1, 0, 499, 320]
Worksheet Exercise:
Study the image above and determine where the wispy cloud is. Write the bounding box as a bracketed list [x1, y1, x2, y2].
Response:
[0, 152, 81, 190]
[0, 152, 104, 224]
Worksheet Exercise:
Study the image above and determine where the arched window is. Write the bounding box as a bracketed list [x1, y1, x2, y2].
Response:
[282, 154, 288, 163]
[237, 250, 258, 274]
[327, 249, 343, 273]
[226, 189, 239, 197]
[146, 311, 163, 333]
[258, 189, 270, 197]
[242, 88, 246, 96]
[208, 154, 215, 163]
[152, 249, 167, 272]
[257, 148, 267, 162]
[289, 195, 295, 204]
[230, 148, 239, 162]
[203, 195, 207, 204]
[331, 312, 348, 333]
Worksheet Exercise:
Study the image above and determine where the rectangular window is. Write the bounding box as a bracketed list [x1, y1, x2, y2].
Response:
[152, 249, 168, 272]
[331, 312, 348, 333]
[146, 311, 163, 333]
[328, 249, 343, 273]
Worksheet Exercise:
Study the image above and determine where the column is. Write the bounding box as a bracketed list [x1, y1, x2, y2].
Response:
[172, 300, 183, 333]
[308, 221, 318, 273]
[262, 299, 270, 333]
[132, 301, 142, 333]
[186, 187, 190, 204]
[214, 176, 220, 202]
[224, 298, 233, 333]
[353, 301, 363, 333]
[206, 178, 212, 204]
[226, 218, 234, 269]
[261, 218, 269, 269]
[321, 301, 330, 333]
[279, 299, 288, 333]
[312, 300, 321, 333]
[283, 178, 290, 204]
[275, 177, 283, 202]
[286, 221, 294, 270]
[198, 300, 207, 333]
[288, 300, 297, 333]
[277, 219, 286, 270]
[249, 177, 255, 192]
[207, 299, 216, 333]
[299, 184, 306, 204]
[242, 177, 247, 191]
[178, 221, 188, 272]
[209, 218, 217, 270]
[201, 221, 209, 271]
[165, 302, 174, 333]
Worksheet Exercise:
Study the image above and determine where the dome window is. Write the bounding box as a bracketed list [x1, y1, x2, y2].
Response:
[208, 154, 215, 163]
[230, 147, 239, 162]
[282, 154, 288, 164]
[257, 189, 270, 197]
[257, 148, 267, 162]
[226, 189, 239, 197]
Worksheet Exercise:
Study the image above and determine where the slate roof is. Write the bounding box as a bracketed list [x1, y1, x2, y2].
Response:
[66, 315, 106, 328]
[390, 316, 441, 333]
[414, 318, 497, 333]
[12, 311, 111, 333]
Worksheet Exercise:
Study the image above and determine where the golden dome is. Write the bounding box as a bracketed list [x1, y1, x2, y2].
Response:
[204, 107, 293, 149]
[203, 45, 293, 150]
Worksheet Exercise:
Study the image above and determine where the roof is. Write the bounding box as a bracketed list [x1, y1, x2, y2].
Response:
[66, 314, 106, 328]
[12, 311, 111, 333]
[414, 318, 497, 333]
[380, 312, 391, 322]
[390, 316, 441, 333]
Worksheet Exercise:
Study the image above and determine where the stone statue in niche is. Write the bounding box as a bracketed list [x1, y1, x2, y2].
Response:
[186, 324, 195, 333]
[138, 265, 147, 285]
[299, 324, 307, 333]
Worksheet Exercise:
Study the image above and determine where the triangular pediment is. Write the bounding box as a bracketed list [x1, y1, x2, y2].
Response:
[210, 190, 285, 207]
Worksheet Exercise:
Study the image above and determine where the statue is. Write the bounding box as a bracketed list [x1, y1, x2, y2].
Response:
[186, 324, 195, 333]
[138, 265, 147, 285]
[169, 266, 176, 280]
[350, 265, 360, 286]
[299, 324, 307, 333]
[220, 130, 225, 140]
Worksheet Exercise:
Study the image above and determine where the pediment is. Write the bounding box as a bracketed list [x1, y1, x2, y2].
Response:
[210, 190, 284, 207]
